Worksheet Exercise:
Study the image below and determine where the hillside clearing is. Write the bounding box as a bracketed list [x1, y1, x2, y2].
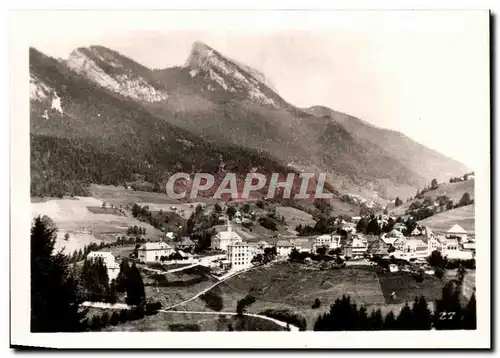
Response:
[418, 204, 475, 234]
[390, 179, 474, 216]
[31, 196, 164, 253]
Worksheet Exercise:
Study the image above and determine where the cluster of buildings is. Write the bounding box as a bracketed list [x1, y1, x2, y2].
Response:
[311, 223, 475, 262]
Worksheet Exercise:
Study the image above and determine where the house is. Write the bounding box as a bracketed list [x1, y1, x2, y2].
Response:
[428, 235, 444, 252]
[381, 229, 405, 246]
[351, 236, 368, 257]
[211, 225, 242, 251]
[446, 224, 468, 242]
[399, 238, 430, 259]
[227, 242, 259, 270]
[138, 241, 174, 262]
[462, 242, 476, 252]
[411, 227, 422, 236]
[389, 264, 399, 273]
[312, 234, 341, 251]
[275, 240, 294, 258]
[165, 232, 175, 240]
[342, 236, 367, 258]
[176, 236, 195, 250]
[86, 251, 120, 281]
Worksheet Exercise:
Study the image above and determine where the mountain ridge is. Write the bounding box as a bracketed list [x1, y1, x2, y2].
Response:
[30, 41, 469, 202]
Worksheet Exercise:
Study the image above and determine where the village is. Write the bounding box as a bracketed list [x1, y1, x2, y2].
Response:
[89, 209, 474, 280]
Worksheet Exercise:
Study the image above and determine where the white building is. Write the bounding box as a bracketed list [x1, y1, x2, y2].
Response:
[381, 229, 405, 246]
[137, 241, 174, 263]
[313, 234, 341, 251]
[398, 238, 430, 259]
[86, 251, 120, 281]
[227, 242, 259, 270]
[446, 224, 468, 242]
[351, 236, 368, 257]
[275, 240, 294, 258]
[211, 225, 243, 251]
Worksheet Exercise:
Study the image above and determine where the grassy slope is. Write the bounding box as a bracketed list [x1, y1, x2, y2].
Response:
[418, 204, 475, 234]
[389, 179, 474, 216]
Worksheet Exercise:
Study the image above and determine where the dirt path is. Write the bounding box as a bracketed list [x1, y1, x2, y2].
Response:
[159, 310, 299, 331]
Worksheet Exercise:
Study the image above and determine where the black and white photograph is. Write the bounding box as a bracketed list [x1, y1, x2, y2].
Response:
[9, 8, 491, 349]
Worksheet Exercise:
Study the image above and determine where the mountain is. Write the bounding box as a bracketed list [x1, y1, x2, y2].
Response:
[29, 48, 289, 197]
[304, 105, 470, 185]
[30, 41, 469, 203]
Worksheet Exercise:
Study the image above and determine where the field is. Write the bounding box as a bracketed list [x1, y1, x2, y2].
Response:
[104, 311, 284, 332]
[275, 206, 316, 234]
[418, 204, 475, 234]
[377, 271, 445, 304]
[142, 266, 219, 308]
[193, 262, 450, 329]
[389, 179, 474, 216]
[31, 196, 164, 253]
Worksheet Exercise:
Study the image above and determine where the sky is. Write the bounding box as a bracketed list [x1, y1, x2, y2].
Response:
[25, 10, 489, 170]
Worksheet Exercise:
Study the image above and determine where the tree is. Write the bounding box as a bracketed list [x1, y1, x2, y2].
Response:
[395, 303, 413, 330]
[226, 206, 237, 220]
[241, 203, 251, 213]
[431, 179, 439, 190]
[100, 312, 110, 327]
[316, 246, 327, 255]
[107, 279, 118, 304]
[356, 306, 370, 330]
[236, 295, 256, 315]
[31, 216, 87, 332]
[116, 259, 130, 293]
[312, 298, 321, 309]
[125, 263, 146, 307]
[434, 281, 463, 330]
[394, 197, 403, 207]
[429, 250, 446, 269]
[366, 218, 380, 235]
[109, 312, 120, 326]
[356, 217, 369, 234]
[64, 232, 70, 241]
[462, 294, 477, 330]
[369, 309, 383, 330]
[383, 311, 397, 330]
[458, 192, 472, 207]
[411, 296, 432, 330]
[446, 200, 454, 210]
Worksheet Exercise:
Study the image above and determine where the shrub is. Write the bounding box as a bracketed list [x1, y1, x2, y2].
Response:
[236, 295, 256, 315]
[312, 298, 321, 309]
[119, 309, 128, 323]
[109, 312, 120, 326]
[200, 290, 224, 312]
[100, 312, 110, 327]
[145, 301, 162, 315]
[434, 266, 445, 279]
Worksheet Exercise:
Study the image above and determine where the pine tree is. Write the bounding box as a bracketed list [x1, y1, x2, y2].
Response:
[434, 281, 463, 330]
[383, 311, 397, 330]
[462, 294, 477, 330]
[395, 303, 413, 330]
[126, 263, 146, 307]
[368, 309, 384, 330]
[411, 296, 432, 330]
[356, 306, 370, 330]
[31, 216, 87, 332]
[107, 279, 118, 304]
[116, 259, 130, 293]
